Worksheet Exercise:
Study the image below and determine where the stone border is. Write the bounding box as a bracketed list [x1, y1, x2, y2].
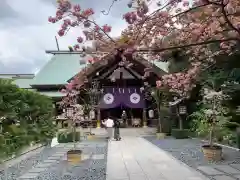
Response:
[2, 143, 45, 163]
[191, 137, 240, 151]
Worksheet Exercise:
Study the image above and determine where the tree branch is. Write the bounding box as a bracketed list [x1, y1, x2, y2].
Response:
[101, 0, 117, 15]
[137, 38, 239, 52]
[220, 0, 240, 36]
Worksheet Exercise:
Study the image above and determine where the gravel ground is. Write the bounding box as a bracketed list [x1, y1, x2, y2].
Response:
[144, 136, 240, 168]
[0, 146, 57, 180]
[0, 139, 108, 180]
[35, 140, 108, 180]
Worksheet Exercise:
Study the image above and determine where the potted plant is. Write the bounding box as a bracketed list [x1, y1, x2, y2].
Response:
[60, 80, 83, 165]
[201, 87, 229, 161]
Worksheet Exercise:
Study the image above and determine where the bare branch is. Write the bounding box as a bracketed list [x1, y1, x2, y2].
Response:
[101, 0, 117, 15]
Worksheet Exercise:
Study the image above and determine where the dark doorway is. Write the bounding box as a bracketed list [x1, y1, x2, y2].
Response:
[100, 107, 143, 127]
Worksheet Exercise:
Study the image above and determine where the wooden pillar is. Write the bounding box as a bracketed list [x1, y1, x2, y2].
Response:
[143, 109, 147, 128]
[96, 108, 101, 128]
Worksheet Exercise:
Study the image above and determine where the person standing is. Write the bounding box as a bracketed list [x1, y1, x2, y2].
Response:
[114, 118, 121, 141]
[102, 117, 114, 140]
[121, 110, 128, 127]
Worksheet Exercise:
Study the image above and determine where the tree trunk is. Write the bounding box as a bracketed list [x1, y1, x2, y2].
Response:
[179, 116, 183, 130]
[73, 124, 76, 149]
[210, 94, 216, 148]
[157, 105, 162, 133]
[209, 126, 214, 148]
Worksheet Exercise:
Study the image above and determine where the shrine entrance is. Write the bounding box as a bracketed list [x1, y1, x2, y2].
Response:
[99, 87, 144, 127]
[100, 108, 143, 127]
[75, 52, 167, 128]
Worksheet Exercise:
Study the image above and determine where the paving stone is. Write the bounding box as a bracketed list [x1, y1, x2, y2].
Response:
[197, 166, 224, 175]
[19, 173, 39, 179]
[28, 167, 46, 173]
[52, 153, 65, 156]
[230, 164, 240, 170]
[214, 165, 240, 174]
[129, 174, 147, 180]
[35, 163, 52, 168]
[234, 174, 240, 179]
[107, 174, 129, 180]
[92, 154, 105, 160]
[82, 154, 90, 160]
[48, 156, 61, 160]
[186, 177, 205, 180]
[213, 175, 235, 180]
[44, 159, 57, 163]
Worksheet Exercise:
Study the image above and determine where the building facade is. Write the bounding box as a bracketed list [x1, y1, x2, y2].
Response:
[6, 51, 169, 128]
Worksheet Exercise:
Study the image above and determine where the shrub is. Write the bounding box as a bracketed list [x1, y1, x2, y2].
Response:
[57, 131, 80, 143]
[171, 129, 189, 139]
[0, 79, 57, 160]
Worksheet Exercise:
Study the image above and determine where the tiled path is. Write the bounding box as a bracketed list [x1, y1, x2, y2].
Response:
[106, 137, 209, 180]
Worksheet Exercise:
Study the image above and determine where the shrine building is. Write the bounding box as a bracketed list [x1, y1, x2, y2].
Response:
[10, 50, 169, 128]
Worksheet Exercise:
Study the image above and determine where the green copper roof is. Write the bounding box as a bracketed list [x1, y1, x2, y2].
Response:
[153, 61, 169, 73]
[38, 91, 66, 97]
[13, 78, 33, 89]
[31, 54, 87, 86]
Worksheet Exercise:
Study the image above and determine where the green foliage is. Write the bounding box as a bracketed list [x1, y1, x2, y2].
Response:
[186, 53, 240, 146]
[189, 108, 236, 145]
[57, 131, 80, 143]
[167, 50, 191, 73]
[171, 129, 189, 139]
[0, 79, 57, 160]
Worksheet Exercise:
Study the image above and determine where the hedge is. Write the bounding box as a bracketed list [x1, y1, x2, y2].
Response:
[0, 79, 57, 160]
[171, 129, 190, 139]
[57, 132, 81, 143]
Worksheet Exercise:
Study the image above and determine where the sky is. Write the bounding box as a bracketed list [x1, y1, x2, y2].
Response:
[0, 0, 132, 74]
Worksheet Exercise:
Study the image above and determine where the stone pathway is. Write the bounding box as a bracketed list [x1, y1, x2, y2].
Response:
[106, 137, 209, 180]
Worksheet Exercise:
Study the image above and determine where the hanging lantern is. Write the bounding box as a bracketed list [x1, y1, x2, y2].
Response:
[90, 110, 95, 119]
[148, 110, 154, 118]
[66, 107, 74, 118]
[179, 106, 187, 115]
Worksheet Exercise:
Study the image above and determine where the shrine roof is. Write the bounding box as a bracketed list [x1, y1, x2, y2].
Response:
[31, 54, 87, 86]
[30, 52, 169, 88]
[153, 61, 169, 73]
[14, 78, 33, 89]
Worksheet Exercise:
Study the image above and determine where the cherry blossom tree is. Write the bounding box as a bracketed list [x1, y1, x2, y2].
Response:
[48, 0, 240, 102]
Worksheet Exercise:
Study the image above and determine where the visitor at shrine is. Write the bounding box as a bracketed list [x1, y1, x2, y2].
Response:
[113, 118, 121, 141]
[121, 110, 127, 126]
[102, 117, 114, 140]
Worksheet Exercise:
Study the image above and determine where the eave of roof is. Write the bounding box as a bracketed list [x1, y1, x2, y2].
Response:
[38, 91, 66, 98]
[13, 78, 33, 89]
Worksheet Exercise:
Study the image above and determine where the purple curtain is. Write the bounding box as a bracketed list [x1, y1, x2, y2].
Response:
[99, 88, 121, 109]
[99, 87, 145, 109]
[121, 87, 145, 108]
